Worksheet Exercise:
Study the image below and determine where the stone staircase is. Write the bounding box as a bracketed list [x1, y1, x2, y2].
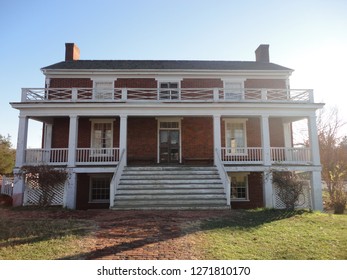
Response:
[111, 165, 229, 210]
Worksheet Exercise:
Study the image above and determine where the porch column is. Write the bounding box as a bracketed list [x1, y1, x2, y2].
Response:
[43, 122, 53, 162]
[261, 115, 271, 166]
[213, 114, 222, 164]
[67, 115, 78, 167]
[119, 114, 128, 163]
[308, 114, 321, 166]
[311, 170, 323, 211]
[12, 116, 29, 206]
[263, 170, 274, 208]
[63, 170, 77, 209]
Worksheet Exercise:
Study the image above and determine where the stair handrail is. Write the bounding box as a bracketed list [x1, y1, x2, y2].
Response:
[110, 148, 126, 208]
[215, 148, 231, 206]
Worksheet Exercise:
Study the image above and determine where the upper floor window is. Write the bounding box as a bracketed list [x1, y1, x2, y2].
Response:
[225, 119, 247, 155]
[93, 81, 114, 100]
[159, 82, 179, 100]
[90, 119, 114, 156]
[222, 79, 245, 100]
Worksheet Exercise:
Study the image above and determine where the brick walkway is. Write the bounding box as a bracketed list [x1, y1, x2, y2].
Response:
[0, 208, 233, 259]
[80, 210, 232, 260]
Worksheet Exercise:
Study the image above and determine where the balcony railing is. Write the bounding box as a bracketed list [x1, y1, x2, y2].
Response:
[25, 148, 119, 165]
[21, 88, 314, 103]
[221, 147, 312, 164]
[25, 147, 311, 166]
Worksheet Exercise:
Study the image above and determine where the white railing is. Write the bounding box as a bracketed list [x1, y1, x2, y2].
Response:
[271, 147, 311, 164]
[21, 88, 314, 103]
[1, 176, 13, 196]
[215, 149, 230, 206]
[76, 148, 119, 164]
[110, 149, 126, 207]
[221, 147, 263, 164]
[25, 148, 68, 165]
[221, 147, 312, 164]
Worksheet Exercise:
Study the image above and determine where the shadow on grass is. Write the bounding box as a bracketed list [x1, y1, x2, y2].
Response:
[200, 208, 310, 230]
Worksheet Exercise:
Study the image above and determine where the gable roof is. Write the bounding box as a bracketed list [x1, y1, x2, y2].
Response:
[42, 60, 292, 72]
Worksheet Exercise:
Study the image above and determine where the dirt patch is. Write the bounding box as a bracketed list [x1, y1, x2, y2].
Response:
[0, 208, 233, 260]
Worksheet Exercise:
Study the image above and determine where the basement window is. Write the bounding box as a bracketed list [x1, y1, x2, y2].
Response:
[89, 176, 110, 202]
[229, 173, 249, 201]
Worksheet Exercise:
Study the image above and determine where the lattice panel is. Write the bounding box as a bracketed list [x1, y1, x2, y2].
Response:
[24, 180, 65, 206]
[273, 180, 312, 209]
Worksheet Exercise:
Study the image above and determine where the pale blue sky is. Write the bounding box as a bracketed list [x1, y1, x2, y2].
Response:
[1, 0, 347, 147]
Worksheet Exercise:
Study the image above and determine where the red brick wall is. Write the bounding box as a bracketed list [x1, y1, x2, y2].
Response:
[50, 78, 93, 88]
[115, 78, 157, 88]
[269, 118, 285, 146]
[127, 117, 157, 164]
[231, 172, 264, 209]
[52, 118, 69, 148]
[245, 79, 287, 88]
[76, 173, 111, 210]
[181, 79, 222, 88]
[181, 117, 213, 162]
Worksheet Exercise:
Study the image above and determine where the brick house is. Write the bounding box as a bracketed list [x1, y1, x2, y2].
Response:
[11, 43, 324, 210]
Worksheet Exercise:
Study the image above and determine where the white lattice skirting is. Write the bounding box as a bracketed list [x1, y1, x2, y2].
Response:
[273, 180, 312, 209]
[24, 181, 65, 206]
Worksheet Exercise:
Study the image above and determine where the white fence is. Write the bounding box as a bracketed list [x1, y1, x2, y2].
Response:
[0, 176, 13, 196]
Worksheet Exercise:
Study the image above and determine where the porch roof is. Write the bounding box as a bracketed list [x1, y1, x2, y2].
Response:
[42, 60, 292, 72]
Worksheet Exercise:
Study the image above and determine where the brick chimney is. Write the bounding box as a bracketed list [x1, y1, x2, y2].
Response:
[255, 44, 269, 63]
[65, 43, 80, 61]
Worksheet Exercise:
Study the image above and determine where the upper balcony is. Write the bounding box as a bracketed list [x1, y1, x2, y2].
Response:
[21, 87, 314, 103]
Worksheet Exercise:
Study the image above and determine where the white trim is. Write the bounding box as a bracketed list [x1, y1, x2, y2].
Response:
[224, 118, 248, 156]
[89, 174, 111, 203]
[156, 117, 182, 164]
[228, 172, 250, 201]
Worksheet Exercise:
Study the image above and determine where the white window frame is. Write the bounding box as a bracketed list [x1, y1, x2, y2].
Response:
[156, 117, 182, 164]
[224, 118, 248, 156]
[222, 78, 246, 100]
[89, 175, 111, 203]
[229, 172, 249, 201]
[155, 78, 182, 100]
[91, 77, 116, 100]
[90, 119, 115, 157]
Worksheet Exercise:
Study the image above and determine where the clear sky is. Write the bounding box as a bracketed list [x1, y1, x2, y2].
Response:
[1, 0, 347, 148]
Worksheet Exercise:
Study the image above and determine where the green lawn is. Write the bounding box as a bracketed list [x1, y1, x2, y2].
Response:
[196, 209, 347, 260]
[0, 216, 95, 260]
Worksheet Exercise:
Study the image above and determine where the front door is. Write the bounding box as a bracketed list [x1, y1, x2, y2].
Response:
[159, 130, 179, 163]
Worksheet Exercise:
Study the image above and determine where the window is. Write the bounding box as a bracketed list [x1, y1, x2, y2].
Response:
[224, 82, 243, 100]
[225, 119, 247, 155]
[94, 81, 114, 100]
[90, 176, 110, 202]
[159, 82, 179, 100]
[229, 173, 249, 200]
[90, 119, 114, 156]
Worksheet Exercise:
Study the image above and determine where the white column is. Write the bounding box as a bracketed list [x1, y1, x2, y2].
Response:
[261, 115, 271, 166]
[308, 114, 321, 166]
[67, 115, 78, 167]
[43, 122, 53, 149]
[63, 170, 77, 209]
[213, 115, 222, 164]
[311, 170, 323, 211]
[263, 171, 274, 208]
[119, 115, 128, 162]
[12, 116, 29, 206]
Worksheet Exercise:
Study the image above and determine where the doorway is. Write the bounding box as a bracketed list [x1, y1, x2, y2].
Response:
[157, 119, 181, 164]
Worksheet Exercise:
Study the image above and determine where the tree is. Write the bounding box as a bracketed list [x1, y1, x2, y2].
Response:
[317, 108, 347, 214]
[21, 165, 69, 207]
[0, 134, 16, 175]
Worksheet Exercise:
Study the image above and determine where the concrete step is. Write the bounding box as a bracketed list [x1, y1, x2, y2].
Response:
[124, 166, 217, 171]
[119, 179, 223, 185]
[123, 170, 219, 175]
[120, 174, 221, 180]
[118, 183, 223, 189]
[115, 194, 226, 200]
[114, 199, 227, 206]
[111, 205, 231, 210]
[117, 188, 225, 195]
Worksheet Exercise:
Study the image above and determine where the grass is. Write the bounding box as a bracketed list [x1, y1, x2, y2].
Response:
[0, 208, 346, 260]
[196, 209, 347, 260]
[0, 212, 95, 260]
